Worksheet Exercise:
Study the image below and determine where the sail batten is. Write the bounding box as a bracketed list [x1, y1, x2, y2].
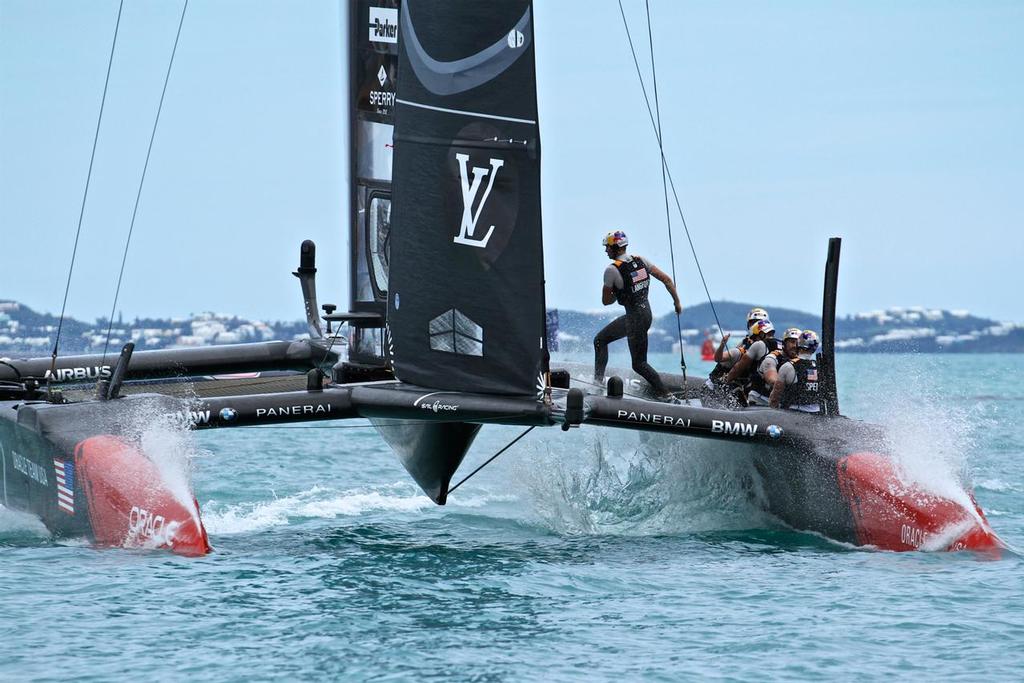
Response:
[396, 98, 537, 125]
[387, 0, 545, 396]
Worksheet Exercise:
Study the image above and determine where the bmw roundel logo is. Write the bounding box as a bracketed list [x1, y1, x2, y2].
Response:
[220, 407, 238, 422]
[767, 424, 783, 440]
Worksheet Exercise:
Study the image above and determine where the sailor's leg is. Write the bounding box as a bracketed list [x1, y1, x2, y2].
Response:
[625, 309, 667, 395]
[593, 315, 628, 382]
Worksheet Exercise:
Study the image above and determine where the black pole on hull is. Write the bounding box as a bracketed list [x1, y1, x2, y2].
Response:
[293, 240, 323, 339]
[820, 238, 841, 416]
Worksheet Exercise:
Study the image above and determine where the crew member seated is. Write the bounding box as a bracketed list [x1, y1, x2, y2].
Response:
[770, 330, 821, 413]
[704, 307, 769, 390]
[724, 319, 780, 403]
[748, 327, 800, 406]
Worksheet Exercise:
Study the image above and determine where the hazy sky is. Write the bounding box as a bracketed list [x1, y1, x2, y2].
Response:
[1, 0, 1021, 324]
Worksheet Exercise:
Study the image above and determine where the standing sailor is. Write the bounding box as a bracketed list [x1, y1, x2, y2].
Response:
[770, 330, 821, 413]
[593, 230, 682, 400]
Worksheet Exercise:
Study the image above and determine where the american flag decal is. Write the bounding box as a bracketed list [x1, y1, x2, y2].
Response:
[53, 459, 75, 515]
[807, 369, 818, 381]
[632, 267, 648, 282]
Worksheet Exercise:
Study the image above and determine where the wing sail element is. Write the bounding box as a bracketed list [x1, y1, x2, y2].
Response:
[387, 0, 546, 396]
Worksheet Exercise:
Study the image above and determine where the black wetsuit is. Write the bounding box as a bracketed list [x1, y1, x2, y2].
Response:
[593, 256, 667, 395]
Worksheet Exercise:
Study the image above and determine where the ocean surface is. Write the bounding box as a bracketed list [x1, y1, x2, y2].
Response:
[1, 352, 1022, 681]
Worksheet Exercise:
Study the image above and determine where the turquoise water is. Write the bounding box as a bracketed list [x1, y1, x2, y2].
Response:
[2, 353, 1022, 680]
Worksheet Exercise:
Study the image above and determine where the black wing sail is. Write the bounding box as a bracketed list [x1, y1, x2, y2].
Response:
[388, 0, 545, 396]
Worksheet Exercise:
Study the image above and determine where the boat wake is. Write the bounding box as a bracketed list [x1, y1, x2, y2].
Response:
[0, 505, 50, 542]
[202, 483, 497, 536]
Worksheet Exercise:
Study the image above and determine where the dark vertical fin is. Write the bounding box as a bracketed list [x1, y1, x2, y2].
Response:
[388, 0, 545, 396]
[371, 420, 481, 504]
[820, 237, 841, 416]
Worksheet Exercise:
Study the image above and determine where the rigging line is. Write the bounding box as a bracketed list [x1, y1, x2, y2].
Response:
[101, 0, 190, 365]
[616, 0, 725, 340]
[316, 326, 346, 370]
[49, 0, 126, 379]
[643, 0, 685, 376]
[446, 426, 535, 496]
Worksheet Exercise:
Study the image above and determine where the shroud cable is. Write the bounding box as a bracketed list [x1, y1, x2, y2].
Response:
[101, 0, 190, 366]
[50, 0, 126, 380]
[617, 0, 725, 341]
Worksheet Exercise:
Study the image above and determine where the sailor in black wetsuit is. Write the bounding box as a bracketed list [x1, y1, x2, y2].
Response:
[770, 330, 821, 413]
[593, 230, 682, 399]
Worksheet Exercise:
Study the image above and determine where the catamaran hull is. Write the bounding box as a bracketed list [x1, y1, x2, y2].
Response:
[0, 368, 1003, 554]
[0, 398, 210, 555]
[572, 383, 1004, 552]
[746, 444, 1002, 552]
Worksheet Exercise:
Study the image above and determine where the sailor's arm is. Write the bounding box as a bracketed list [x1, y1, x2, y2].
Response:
[725, 339, 762, 384]
[713, 333, 732, 363]
[760, 356, 780, 386]
[769, 363, 796, 408]
[725, 353, 752, 383]
[602, 265, 619, 306]
[648, 264, 682, 314]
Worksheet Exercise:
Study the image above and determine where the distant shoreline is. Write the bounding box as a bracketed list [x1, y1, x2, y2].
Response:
[3, 298, 1023, 356]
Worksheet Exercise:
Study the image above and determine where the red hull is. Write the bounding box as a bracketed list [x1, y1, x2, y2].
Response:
[75, 436, 211, 556]
[837, 452, 1004, 552]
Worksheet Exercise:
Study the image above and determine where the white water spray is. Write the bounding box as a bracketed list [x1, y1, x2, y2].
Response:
[509, 427, 770, 536]
[119, 398, 209, 535]
[866, 356, 988, 525]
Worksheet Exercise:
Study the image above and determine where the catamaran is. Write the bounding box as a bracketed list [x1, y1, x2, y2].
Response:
[0, 0, 1004, 555]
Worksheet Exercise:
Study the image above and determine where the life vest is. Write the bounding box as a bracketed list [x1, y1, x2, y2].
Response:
[781, 358, 820, 409]
[748, 348, 786, 398]
[612, 256, 651, 313]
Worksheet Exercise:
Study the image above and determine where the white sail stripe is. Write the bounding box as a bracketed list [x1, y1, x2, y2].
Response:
[396, 98, 536, 125]
[57, 484, 73, 496]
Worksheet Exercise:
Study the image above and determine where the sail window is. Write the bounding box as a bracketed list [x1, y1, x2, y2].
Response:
[367, 192, 391, 296]
[429, 309, 483, 357]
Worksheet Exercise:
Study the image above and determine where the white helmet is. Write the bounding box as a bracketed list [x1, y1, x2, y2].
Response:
[746, 308, 769, 329]
[798, 330, 820, 354]
[783, 327, 802, 341]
